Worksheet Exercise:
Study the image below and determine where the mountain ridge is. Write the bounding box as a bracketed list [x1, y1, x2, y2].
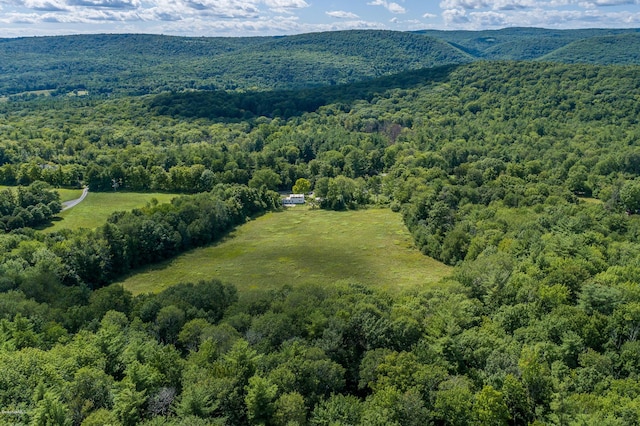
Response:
[0, 27, 638, 97]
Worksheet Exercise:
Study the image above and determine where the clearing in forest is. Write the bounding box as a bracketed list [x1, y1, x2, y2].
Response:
[119, 207, 453, 296]
[45, 191, 178, 231]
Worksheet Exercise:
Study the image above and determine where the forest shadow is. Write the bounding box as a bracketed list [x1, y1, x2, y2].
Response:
[147, 64, 461, 121]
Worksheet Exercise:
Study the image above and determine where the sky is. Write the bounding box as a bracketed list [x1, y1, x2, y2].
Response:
[0, 0, 639, 38]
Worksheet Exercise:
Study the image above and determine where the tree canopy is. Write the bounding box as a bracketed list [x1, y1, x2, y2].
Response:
[1, 46, 640, 424]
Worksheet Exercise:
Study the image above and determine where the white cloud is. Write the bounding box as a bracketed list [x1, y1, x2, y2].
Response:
[387, 2, 405, 13]
[440, 0, 640, 13]
[67, 0, 140, 8]
[367, 0, 406, 14]
[3, 0, 640, 36]
[580, 0, 638, 6]
[326, 10, 359, 19]
[263, 0, 308, 13]
[442, 7, 469, 24]
[492, 0, 537, 10]
[601, 0, 638, 5]
[23, 0, 67, 11]
[470, 10, 507, 26]
[146, 14, 382, 36]
[263, 0, 308, 8]
[437, 0, 640, 29]
[439, 3, 640, 29]
[440, 0, 489, 10]
[3, 0, 312, 22]
[0, 0, 389, 36]
[440, 0, 536, 10]
[181, 0, 260, 18]
[2, 6, 141, 23]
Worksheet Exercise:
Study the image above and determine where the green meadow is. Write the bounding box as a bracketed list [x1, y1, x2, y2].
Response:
[46, 191, 178, 231]
[56, 188, 85, 202]
[119, 206, 453, 296]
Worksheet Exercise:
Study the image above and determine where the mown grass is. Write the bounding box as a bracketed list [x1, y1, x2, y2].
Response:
[119, 206, 453, 296]
[45, 191, 178, 232]
[57, 188, 84, 202]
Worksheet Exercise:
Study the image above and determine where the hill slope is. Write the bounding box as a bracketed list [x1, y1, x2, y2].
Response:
[2, 27, 640, 98]
[418, 27, 640, 60]
[0, 30, 470, 96]
[540, 33, 640, 64]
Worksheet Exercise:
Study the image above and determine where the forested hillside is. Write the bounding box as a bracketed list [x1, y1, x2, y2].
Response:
[418, 27, 640, 61]
[541, 33, 640, 65]
[3, 28, 640, 98]
[3, 51, 640, 424]
[0, 30, 470, 97]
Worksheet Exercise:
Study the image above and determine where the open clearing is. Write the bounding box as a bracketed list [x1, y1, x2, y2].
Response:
[45, 191, 178, 231]
[119, 207, 453, 296]
[56, 188, 85, 202]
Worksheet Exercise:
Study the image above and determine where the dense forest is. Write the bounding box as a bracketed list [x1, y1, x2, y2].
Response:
[419, 28, 640, 62]
[0, 31, 469, 97]
[2, 28, 640, 97]
[2, 29, 640, 424]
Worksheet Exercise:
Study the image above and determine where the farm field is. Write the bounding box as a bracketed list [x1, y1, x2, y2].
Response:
[45, 191, 178, 231]
[119, 206, 452, 296]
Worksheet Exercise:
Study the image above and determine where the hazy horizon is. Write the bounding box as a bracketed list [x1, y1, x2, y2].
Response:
[0, 0, 639, 38]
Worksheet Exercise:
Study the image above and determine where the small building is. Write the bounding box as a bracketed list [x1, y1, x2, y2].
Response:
[282, 194, 305, 205]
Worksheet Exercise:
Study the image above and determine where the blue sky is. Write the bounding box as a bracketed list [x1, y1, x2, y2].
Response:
[0, 0, 639, 37]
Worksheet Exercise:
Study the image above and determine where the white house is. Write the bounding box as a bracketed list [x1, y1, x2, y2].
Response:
[282, 194, 305, 205]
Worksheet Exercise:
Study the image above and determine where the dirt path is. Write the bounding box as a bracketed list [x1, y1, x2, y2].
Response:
[62, 187, 89, 211]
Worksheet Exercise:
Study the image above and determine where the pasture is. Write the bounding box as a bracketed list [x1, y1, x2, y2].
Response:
[119, 206, 453, 296]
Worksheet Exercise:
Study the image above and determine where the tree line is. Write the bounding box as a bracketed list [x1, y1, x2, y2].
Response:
[0, 181, 61, 231]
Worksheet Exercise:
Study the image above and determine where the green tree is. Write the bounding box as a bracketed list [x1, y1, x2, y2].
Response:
[292, 178, 311, 194]
[79, 409, 118, 426]
[210, 339, 262, 424]
[245, 375, 278, 425]
[175, 375, 216, 418]
[31, 391, 70, 426]
[66, 367, 114, 425]
[311, 394, 363, 426]
[155, 305, 186, 345]
[566, 164, 591, 196]
[249, 169, 282, 191]
[519, 345, 553, 414]
[433, 377, 474, 426]
[360, 386, 429, 426]
[113, 381, 146, 426]
[474, 385, 510, 426]
[620, 179, 640, 212]
[273, 392, 307, 426]
[502, 374, 533, 425]
[178, 318, 214, 352]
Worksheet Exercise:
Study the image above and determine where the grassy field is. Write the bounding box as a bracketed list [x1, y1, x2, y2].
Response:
[119, 207, 453, 296]
[45, 191, 178, 232]
[57, 188, 84, 202]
